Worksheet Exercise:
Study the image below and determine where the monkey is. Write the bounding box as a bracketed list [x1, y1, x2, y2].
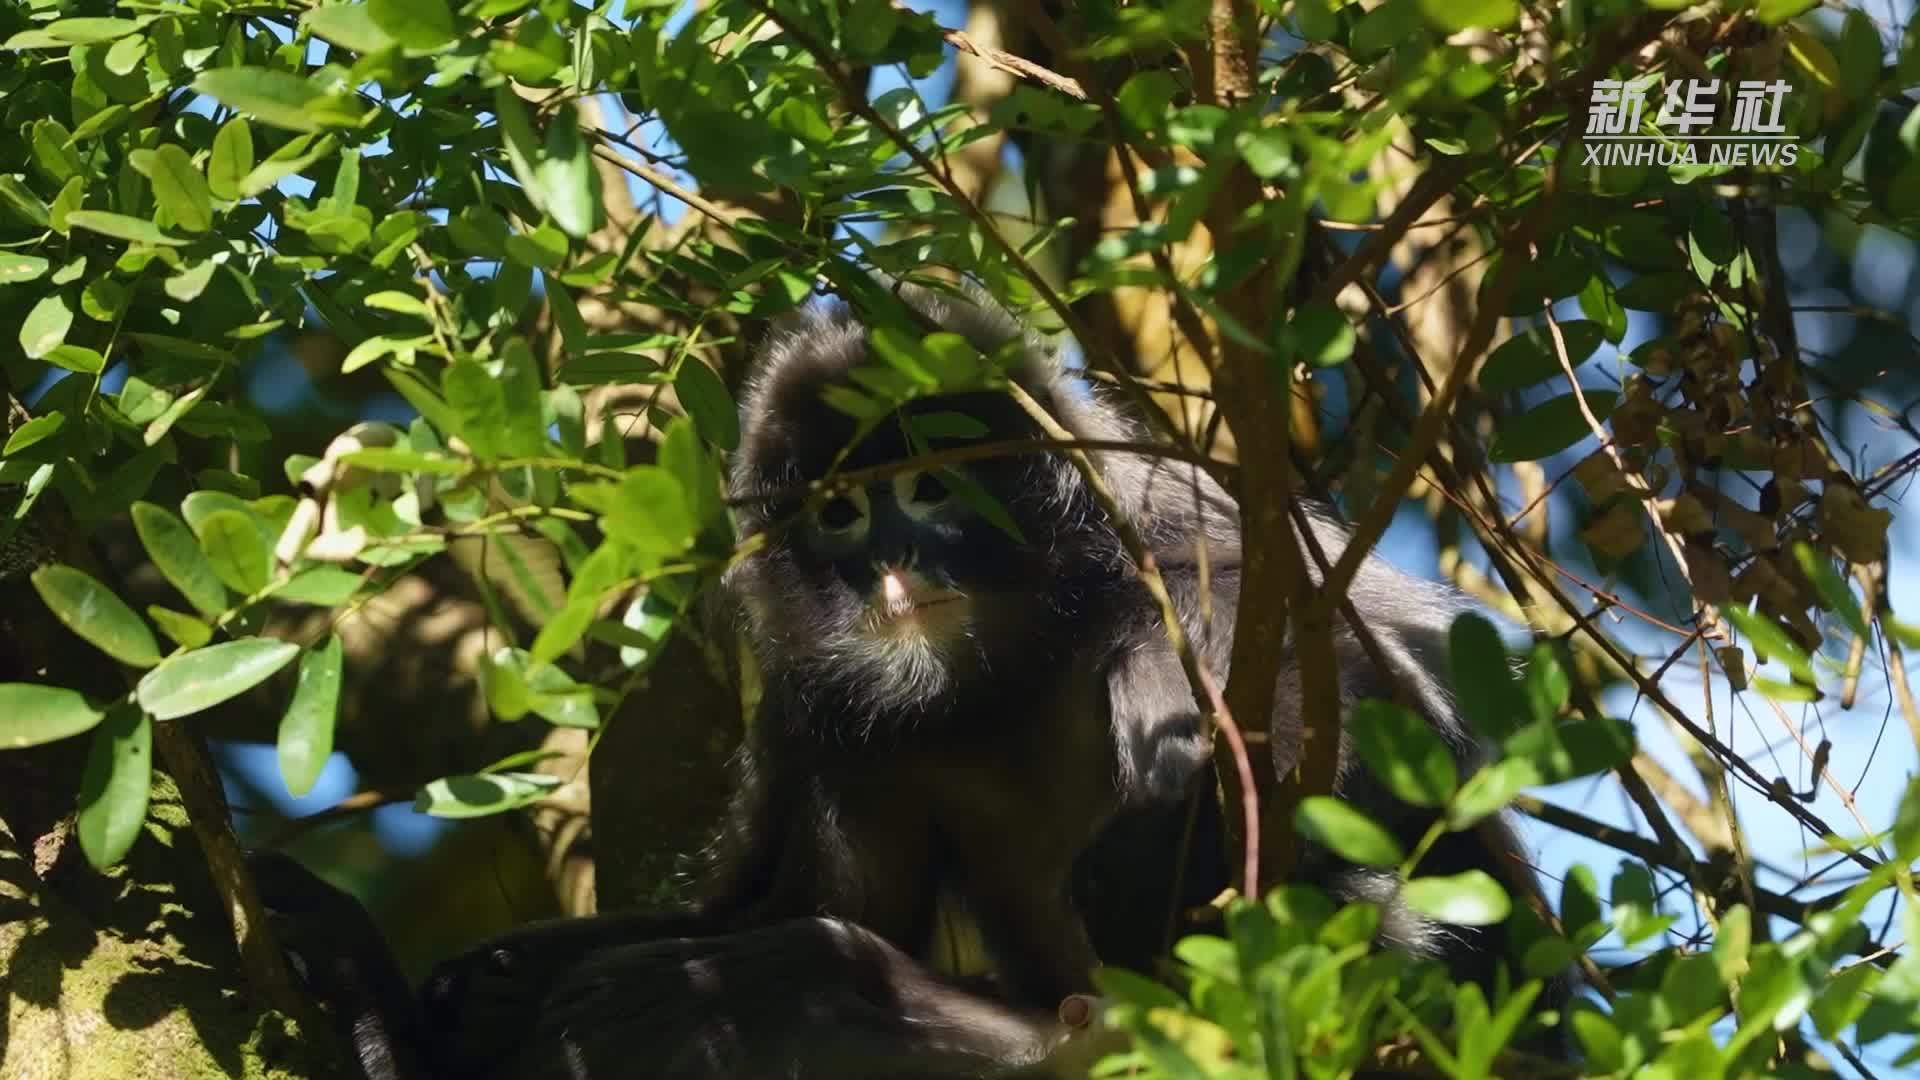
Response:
[251, 280, 1554, 1079]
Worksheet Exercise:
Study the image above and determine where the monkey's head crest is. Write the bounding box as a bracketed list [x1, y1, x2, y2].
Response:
[723, 281, 1132, 731]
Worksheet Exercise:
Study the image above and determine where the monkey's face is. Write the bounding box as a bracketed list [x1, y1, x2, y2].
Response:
[730, 390, 1111, 730]
[740, 453, 1068, 721]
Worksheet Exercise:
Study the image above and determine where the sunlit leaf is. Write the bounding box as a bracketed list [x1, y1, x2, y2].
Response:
[1295, 796, 1404, 867]
[136, 637, 300, 720]
[64, 210, 187, 246]
[195, 508, 272, 595]
[414, 771, 560, 818]
[192, 67, 326, 132]
[32, 564, 162, 668]
[1401, 871, 1512, 926]
[0, 684, 105, 748]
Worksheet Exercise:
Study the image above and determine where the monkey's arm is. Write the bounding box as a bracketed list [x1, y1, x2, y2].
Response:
[249, 851, 435, 1080]
[523, 916, 1090, 1080]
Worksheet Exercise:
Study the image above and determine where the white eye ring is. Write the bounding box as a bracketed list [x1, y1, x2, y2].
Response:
[893, 469, 953, 522]
[813, 485, 869, 536]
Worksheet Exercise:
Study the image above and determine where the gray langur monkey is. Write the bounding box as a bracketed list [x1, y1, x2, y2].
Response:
[252, 280, 1552, 1080]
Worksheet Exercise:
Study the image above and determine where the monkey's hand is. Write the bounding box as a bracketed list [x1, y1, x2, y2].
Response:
[247, 850, 428, 1080]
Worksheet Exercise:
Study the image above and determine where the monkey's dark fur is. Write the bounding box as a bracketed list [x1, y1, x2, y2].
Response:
[254, 284, 1550, 1079]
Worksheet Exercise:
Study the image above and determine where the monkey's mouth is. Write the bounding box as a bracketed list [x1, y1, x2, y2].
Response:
[868, 568, 969, 628]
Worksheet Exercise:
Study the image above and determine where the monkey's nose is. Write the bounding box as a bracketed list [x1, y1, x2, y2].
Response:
[879, 568, 913, 617]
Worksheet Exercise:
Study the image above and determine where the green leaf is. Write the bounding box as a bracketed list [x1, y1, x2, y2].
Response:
[135, 637, 301, 720]
[1481, 321, 1606, 394]
[45, 344, 104, 374]
[659, 417, 726, 540]
[207, 118, 254, 201]
[277, 567, 366, 606]
[302, 4, 398, 53]
[0, 253, 49, 283]
[1756, 0, 1819, 22]
[363, 289, 431, 318]
[146, 606, 213, 649]
[536, 108, 600, 239]
[1351, 0, 1423, 56]
[442, 358, 516, 459]
[369, 0, 456, 49]
[192, 68, 325, 133]
[1487, 390, 1619, 463]
[31, 564, 163, 668]
[1348, 699, 1457, 807]
[65, 209, 187, 246]
[1295, 796, 1405, 867]
[1446, 758, 1532, 830]
[1791, 542, 1870, 640]
[278, 635, 342, 797]
[1503, 714, 1635, 784]
[611, 587, 679, 671]
[20, 294, 73, 360]
[0, 176, 49, 227]
[1713, 904, 1752, 983]
[1725, 605, 1816, 684]
[1448, 613, 1526, 739]
[0, 684, 106, 748]
[674, 360, 740, 450]
[1522, 643, 1570, 725]
[131, 502, 230, 618]
[494, 89, 600, 240]
[530, 597, 597, 666]
[1752, 676, 1820, 702]
[195, 508, 272, 595]
[581, 468, 695, 559]
[45, 17, 146, 44]
[414, 771, 560, 818]
[76, 705, 151, 869]
[4, 411, 64, 456]
[1284, 303, 1355, 368]
[1418, 0, 1517, 31]
[1401, 870, 1512, 926]
[340, 447, 469, 475]
[143, 144, 213, 233]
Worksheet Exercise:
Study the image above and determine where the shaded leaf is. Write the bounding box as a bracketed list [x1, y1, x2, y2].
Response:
[278, 635, 342, 797]
[192, 67, 325, 132]
[1349, 698, 1457, 807]
[77, 705, 151, 868]
[1488, 390, 1619, 463]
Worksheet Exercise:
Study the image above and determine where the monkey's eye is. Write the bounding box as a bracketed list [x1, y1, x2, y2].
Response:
[894, 469, 954, 521]
[911, 472, 948, 504]
[813, 486, 869, 535]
